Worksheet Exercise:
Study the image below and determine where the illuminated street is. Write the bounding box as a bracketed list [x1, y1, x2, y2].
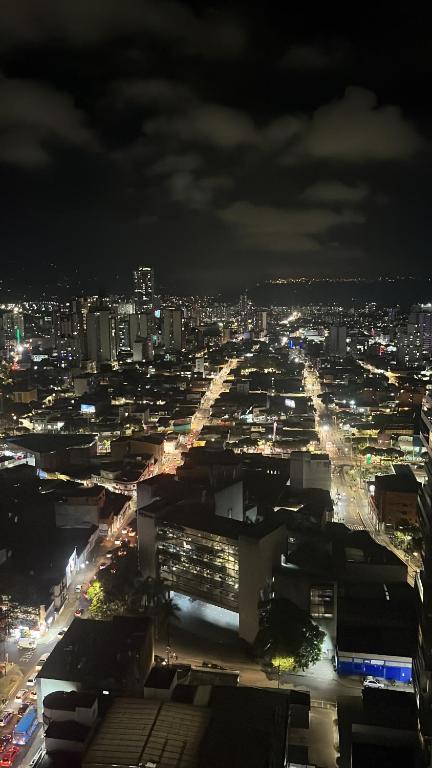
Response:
[304, 362, 418, 585]
[161, 358, 237, 474]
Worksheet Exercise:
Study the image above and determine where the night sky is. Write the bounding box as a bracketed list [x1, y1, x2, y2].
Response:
[0, 1, 431, 296]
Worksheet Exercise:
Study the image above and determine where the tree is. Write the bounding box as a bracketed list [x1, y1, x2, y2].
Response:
[152, 597, 180, 645]
[258, 598, 325, 674]
[87, 581, 108, 619]
[271, 654, 296, 673]
[140, 576, 169, 608]
[86, 580, 124, 620]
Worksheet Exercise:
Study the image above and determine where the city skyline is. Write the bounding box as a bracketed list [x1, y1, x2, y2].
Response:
[0, 2, 430, 297]
[0, 286, 431, 765]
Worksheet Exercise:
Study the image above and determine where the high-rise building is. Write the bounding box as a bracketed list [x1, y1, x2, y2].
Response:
[397, 304, 432, 368]
[161, 308, 183, 350]
[138, 502, 286, 643]
[254, 310, 268, 336]
[133, 266, 154, 311]
[129, 312, 153, 346]
[415, 391, 432, 752]
[328, 324, 347, 357]
[86, 309, 119, 364]
[239, 291, 252, 333]
[119, 312, 153, 351]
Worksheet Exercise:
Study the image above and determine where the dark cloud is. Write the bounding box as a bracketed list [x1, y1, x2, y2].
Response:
[301, 181, 369, 203]
[0, 2, 430, 294]
[145, 104, 259, 148]
[169, 172, 233, 209]
[281, 42, 349, 71]
[140, 85, 422, 165]
[0, 76, 96, 167]
[144, 104, 305, 151]
[292, 87, 424, 161]
[218, 201, 364, 252]
[0, 0, 245, 59]
[110, 79, 195, 110]
[148, 152, 202, 176]
[263, 115, 305, 149]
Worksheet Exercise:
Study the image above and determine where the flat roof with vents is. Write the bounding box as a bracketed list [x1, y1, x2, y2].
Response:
[83, 697, 210, 768]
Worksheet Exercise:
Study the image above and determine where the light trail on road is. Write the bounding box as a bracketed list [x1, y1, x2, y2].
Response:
[305, 361, 417, 586]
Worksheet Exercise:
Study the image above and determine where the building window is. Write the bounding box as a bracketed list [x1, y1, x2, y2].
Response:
[310, 584, 334, 618]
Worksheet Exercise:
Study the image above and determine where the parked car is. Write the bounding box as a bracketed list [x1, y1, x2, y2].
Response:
[202, 661, 226, 670]
[0, 746, 20, 766]
[154, 655, 167, 666]
[0, 712, 13, 728]
[0, 733, 12, 750]
[75, 584, 82, 594]
[26, 675, 36, 687]
[363, 676, 385, 689]
[17, 638, 36, 650]
[57, 628, 67, 638]
[28, 690, 37, 702]
[35, 653, 49, 671]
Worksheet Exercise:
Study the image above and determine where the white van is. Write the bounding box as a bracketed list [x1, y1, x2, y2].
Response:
[18, 637, 37, 650]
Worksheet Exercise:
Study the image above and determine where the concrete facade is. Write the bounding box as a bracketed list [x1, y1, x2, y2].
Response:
[290, 451, 331, 492]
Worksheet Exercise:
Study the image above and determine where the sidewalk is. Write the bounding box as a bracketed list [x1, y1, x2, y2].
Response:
[0, 663, 23, 700]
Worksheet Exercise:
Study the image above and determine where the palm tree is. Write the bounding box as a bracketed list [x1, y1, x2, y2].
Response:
[140, 576, 170, 608]
[154, 597, 180, 648]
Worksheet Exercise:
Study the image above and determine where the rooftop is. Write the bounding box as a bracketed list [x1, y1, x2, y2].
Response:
[375, 471, 419, 494]
[44, 691, 97, 711]
[83, 698, 210, 768]
[112, 433, 165, 445]
[200, 686, 300, 768]
[337, 625, 415, 657]
[38, 616, 152, 684]
[6, 433, 97, 453]
[145, 666, 177, 689]
[152, 500, 285, 541]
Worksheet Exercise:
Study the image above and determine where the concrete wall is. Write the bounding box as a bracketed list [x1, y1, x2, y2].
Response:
[112, 438, 164, 462]
[45, 735, 86, 753]
[238, 524, 287, 644]
[44, 700, 98, 727]
[215, 481, 243, 521]
[290, 451, 331, 492]
[37, 677, 79, 721]
[343, 561, 407, 583]
[55, 502, 100, 528]
[137, 508, 157, 578]
[136, 479, 159, 509]
[378, 490, 418, 526]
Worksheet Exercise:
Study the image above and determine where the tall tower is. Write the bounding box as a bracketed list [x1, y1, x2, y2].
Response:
[86, 309, 119, 365]
[415, 390, 432, 754]
[328, 325, 347, 358]
[239, 291, 252, 333]
[161, 308, 183, 351]
[133, 266, 154, 311]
